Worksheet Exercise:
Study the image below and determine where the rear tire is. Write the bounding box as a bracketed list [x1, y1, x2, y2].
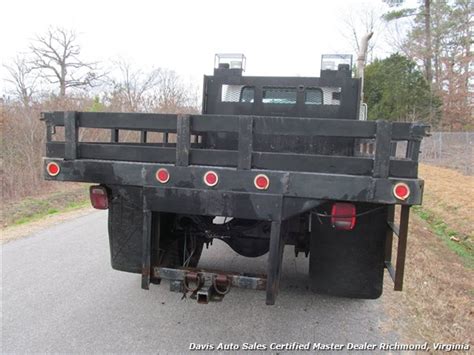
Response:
[159, 237, 204, 268]
[152, 213, 204, 268]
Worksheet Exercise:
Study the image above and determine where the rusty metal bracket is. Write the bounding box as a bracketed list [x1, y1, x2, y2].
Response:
[154, 266, 266, 303]
[212, 274, 231, 295]
[384, 205, 410, 291]
[183, 271, 204, 293]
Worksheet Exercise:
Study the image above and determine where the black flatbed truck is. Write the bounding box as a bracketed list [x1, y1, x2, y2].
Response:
[41, 54, 428, 305]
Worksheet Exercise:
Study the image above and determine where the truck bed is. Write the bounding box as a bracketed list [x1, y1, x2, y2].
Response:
[42, 111, 428, 212]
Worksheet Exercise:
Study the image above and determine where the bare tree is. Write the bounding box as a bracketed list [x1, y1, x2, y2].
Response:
[383, 0, 434, 84]
[107, 59, 161, 112]
[30, 27, 100, 97]
[340, 4, 385, 63]
[107, 60, 197, 113]
[155, 69, 193, 113]
[3, 55, 38, 106]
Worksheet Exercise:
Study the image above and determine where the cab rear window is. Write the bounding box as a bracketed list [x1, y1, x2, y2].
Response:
[240, 86, 255, 103]
[305, 88, 323, 105]
[263, 87, 296, 104]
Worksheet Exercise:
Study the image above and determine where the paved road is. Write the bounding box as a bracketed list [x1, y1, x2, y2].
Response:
[2, 211, 397, 353]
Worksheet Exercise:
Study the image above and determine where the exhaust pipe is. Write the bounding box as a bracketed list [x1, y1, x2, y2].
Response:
[357, 32, 374, 79]
[357, 32, 373, 120]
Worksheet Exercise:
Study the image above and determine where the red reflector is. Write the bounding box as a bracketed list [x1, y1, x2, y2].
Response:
[254, 174, 270, 190]
[331, 203, 356, 230]
[393, 183, 410, 200]
[46, 162, 60, 176]
[89, 186, 108, 210]
[156, 168, 170, 183]
[203, 171, 219, 187]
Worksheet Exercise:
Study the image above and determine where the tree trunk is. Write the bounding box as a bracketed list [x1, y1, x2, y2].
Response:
[424, 0, 432, 84]
[59, 82, 66, 98]
[60, 64, 67, 98]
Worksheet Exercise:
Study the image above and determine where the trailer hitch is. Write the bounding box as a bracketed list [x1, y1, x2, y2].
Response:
[153, 267, 266, 304]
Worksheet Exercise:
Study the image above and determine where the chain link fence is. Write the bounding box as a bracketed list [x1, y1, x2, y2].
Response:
[419, 132, 473, 175]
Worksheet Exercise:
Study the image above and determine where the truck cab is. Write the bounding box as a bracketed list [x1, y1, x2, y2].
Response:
[203, 53, 359, 157]
[204, 53, 358, 119]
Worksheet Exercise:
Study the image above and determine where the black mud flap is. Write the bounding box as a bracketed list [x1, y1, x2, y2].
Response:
[108, 186, 144, 274]
[309, 203, 387, 299]
[108, 185, 203, 275]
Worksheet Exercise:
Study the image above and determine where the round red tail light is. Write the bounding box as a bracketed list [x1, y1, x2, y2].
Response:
[203, 171, 219, 187]
[254, 174, 270, 190]
[46, 162, 60, 176]
[155, 168, 170, 183]
[393, 183, 410, 200]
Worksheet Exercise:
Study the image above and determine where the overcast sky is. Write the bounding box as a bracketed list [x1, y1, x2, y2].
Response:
[1, 0, 413, 90]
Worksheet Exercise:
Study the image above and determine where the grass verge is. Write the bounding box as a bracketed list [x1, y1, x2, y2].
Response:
[413, 205, 474, 269]
[2, 184, 90, 227]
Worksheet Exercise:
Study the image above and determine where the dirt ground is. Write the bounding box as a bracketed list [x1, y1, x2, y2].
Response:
[383, 164, 473, 346]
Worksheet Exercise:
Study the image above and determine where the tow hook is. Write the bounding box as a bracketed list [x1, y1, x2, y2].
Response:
[183, 272, 203, 293]
[213, 274, 231, 295]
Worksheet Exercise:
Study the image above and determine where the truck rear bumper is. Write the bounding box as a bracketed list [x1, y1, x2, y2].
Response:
[44, 158, 423, 220]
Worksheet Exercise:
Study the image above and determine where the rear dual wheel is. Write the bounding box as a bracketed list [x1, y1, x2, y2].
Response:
[159, 235, 204, 268]
[152, 213, 204, 269]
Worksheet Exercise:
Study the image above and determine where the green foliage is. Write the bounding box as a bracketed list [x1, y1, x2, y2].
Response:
[89, 96, 105, 112]
[404, 1, 453, 69]
[364, 54, 440, 123]
[382, 8, 417, 21]
[381, 0, 472, 129]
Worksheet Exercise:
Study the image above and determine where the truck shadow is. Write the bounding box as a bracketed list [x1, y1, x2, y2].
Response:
[190, 239, 369, 307]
